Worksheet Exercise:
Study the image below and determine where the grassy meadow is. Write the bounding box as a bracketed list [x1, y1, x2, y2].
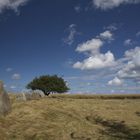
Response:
[0, 94, 140, 140]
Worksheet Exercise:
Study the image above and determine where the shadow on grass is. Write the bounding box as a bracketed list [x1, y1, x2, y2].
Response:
[86, 115, 140, 140]
[70, 132, 91, 140]
[135, 111, 140, 117]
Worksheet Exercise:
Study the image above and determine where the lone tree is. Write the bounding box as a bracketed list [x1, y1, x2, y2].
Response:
[26, 75, 69, 96]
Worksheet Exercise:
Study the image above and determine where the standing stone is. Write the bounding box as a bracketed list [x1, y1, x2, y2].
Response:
[32, 90, 45, 98]
[0, 81, 11, 116]
[16, 93, 27, 101]
[22, 93, 27, 101]
[25, 93, 32, 101]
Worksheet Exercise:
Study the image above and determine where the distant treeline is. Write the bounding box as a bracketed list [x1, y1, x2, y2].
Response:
[49, 94, 140, 100]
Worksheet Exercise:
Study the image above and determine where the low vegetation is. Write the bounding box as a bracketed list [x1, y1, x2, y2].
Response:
[0, 94, 140, 140]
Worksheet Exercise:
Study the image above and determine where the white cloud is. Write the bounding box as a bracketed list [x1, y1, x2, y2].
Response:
[107, 47, 140, 85]
[108, 77, 124, 86]
[73, 30, 116, 70]
[63, 24, 80, 46]
[124, 39, 133, 46]
[104, 24, 118, 31]
[73, 51, 115, 70]
[136, 31, 140, 37]
[10, 85, 16, 89]
[76, 38, 103, 54]
[72, 26, 140, 86]
[12, 73, 21, 80]
[73, 29, 140, 86]
[0, 0, 30, 13]
[74, 5, 82, 13]
[6, 67, 12, 72]
[125, 46, 140, 58]
[99, 30, 113, 40]
[118, 47, 140, 82]
[92, 0, 140, 10]
[63, 28, 113, 48]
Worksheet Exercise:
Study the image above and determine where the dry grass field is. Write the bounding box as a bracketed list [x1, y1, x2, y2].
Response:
[0, 94, 140, 140]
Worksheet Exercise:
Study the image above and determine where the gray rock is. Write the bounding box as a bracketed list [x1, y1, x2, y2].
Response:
[31, 92, 41, 100]
[22, 92, 27, 101]
[32, 90, 45, 98]
[0, 81, 11, 116]
[16, 89, 45, 101]
[16, 92, 28, 101]
[16, 89, 32, 101]
[25, 93, 32, 100]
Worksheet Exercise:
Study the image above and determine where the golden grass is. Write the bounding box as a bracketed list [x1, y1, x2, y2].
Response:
[49, 93, 140, 99]
[0, 94, 140, 140]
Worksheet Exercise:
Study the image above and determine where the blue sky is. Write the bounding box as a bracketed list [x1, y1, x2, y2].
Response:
[0, 0, 140, 94]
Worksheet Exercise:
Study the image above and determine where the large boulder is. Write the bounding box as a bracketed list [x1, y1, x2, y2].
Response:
[0, 81, 11, 116]
[16, 93, 28, 101]
[32, 90, 45, 98]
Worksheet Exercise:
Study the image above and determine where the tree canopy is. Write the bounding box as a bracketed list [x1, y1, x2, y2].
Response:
[26, 75, 69, 96]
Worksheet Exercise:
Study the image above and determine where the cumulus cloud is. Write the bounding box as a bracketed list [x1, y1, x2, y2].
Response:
[73, 51, 115, 70]
[72, 27, 140, 86]
[107, 47, 140, 86]
[76, 38, 103, 54]
[12, 73, 21, 80]
[63, 24, 80, 46]
[118, 47, 140, 82]
[99, 30, 113, 40]
[108, 77, 124, 86]
[0, 0, 30, 13]
[125, 46, 140, 58]
[106, 46, 140, 87]
[124, 39, 137, 46]
[124, 39, 133, 46]
[92, 0, 140, 10]
[73, 30, 116, 70]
